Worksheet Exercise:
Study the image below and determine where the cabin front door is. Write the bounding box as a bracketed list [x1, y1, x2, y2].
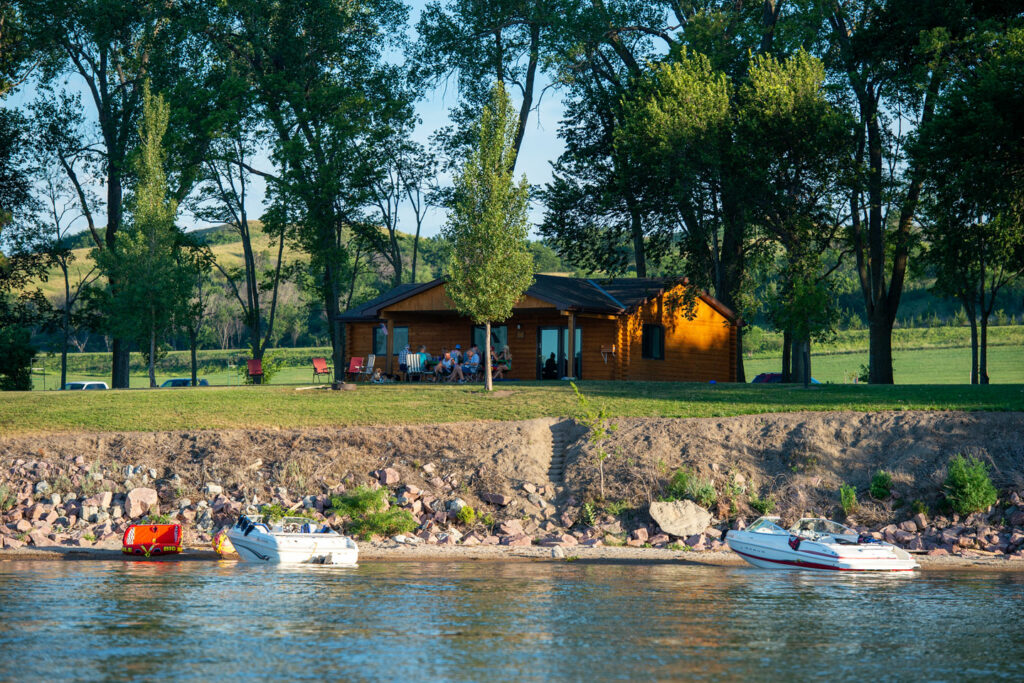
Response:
[536, 326, 581, 380]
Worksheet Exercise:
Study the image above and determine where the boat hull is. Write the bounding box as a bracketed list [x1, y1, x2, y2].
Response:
[227, 528, 358, 565]
[727, 532, 918, 572]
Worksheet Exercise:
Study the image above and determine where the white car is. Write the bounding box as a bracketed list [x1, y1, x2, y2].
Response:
[62, 381, 109, 390]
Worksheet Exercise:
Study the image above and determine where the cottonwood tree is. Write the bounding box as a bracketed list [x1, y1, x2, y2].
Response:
[192, 124, 286, 375]
[93, 85, 200, 388]
[443, 83, 533, 392]
[915, 27, 1024, 383]
[20, 0, 218, 387]
[32, 163, 99, 388]
[412, 0, 558, 170]
[205, 0, 411, 375]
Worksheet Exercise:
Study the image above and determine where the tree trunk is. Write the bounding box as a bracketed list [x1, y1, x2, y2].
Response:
[781, 329, 792, 382]
[968, 312, 979, 384]
[979, 311, 989, 384]
[148, 322, 157, 388]
[484, 321, 493, 392]
[867, 314, 894, 384]
[61, 265, 70, 389]
[189, 327, 198, 387]
[112, 338, 131, 388]
[630, 203, 646, 278]
[802, 340, 811, 389]
[325, 261, 345, 381]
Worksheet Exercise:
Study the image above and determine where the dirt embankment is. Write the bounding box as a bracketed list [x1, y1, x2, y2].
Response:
[566, 411, 1024, 523]
[1, 411, 1023, 561]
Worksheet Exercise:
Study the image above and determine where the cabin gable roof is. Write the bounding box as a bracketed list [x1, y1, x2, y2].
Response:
[337, 274, 735, 322]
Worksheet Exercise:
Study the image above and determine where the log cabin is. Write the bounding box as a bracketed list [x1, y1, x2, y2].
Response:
[337, 275, 738, 382]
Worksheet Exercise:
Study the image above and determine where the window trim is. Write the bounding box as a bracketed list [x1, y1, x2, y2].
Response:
[641, 324, 665, 360]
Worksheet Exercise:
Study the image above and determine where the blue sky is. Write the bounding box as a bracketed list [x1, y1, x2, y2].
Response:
[7, 1, 565, 239]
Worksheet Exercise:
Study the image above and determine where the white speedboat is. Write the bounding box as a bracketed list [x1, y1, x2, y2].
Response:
[725, 516, 919, 572]
[227, 516, 359, 565]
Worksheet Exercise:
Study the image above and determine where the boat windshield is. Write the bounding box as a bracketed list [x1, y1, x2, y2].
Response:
[746, 517, 788, 534]
[789, 518, 853, 537]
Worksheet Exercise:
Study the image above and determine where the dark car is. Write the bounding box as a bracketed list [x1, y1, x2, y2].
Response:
[751, 372, 821, 384]
[160, 378, 209, 388]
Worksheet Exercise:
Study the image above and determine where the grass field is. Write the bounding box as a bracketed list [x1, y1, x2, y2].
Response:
[3, 381, 1022, 435]
[745, 344, 1024, 384]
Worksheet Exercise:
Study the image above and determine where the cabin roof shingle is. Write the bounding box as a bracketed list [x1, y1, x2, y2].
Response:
[337, 274, 735, 321]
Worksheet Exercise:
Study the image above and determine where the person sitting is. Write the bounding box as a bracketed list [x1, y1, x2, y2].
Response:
[461, 345, 481, 381]
[371, 367, 387, 384]
[398, 343, 411, 380]
[493, 345, 511, 380]
[434, 350, 453, 380]
[542, 352, 559, 379]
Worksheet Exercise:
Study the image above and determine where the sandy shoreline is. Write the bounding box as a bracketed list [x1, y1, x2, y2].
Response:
[3, 543, 1023, 571]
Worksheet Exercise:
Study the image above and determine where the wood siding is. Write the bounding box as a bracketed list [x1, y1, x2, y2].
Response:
[344, 283, 735, 382]
[621, 285, 735, 382]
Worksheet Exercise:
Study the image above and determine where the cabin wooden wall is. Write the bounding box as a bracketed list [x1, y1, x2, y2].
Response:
[343, 284, 734, 382]
[344, 313, 620, 380]
[621, 287, 735, 382]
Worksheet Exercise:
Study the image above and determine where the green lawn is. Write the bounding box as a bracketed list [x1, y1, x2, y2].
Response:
[2, 381, 1022, 435]
[745, 344, 1024, 384]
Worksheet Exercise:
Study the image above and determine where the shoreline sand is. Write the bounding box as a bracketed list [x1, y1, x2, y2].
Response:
[3, 543, 1023, 571]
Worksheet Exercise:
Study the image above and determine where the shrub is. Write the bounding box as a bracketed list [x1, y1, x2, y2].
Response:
[944, 455, 998, 515]
[910, 499, 929, 516]
[329, 486, 388, 518]
[665, 468, 717, 508]
[869, 470, 893, 500]
[328, 485, 416, 540]
[347, 508, 417, 540]
[0, 484, 16, 512]
[749, 492, 776, 515]
[839, 483, 858, 516]
[140, 513, 172, 524]
[235, 353, 284, 384]
[457, 505, 476, 525]
[581, 501, 597, 527]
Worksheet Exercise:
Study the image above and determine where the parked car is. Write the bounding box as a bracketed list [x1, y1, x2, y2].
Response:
[160, 378, 209, 388]
[751, 372, 821, 385]
[62, 381, 108, 390]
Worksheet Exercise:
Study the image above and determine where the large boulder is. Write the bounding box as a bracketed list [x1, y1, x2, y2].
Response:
[649, 500, 713, 538]
[124, 487, 159, 519]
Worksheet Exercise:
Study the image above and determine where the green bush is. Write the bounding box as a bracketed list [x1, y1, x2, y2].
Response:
[665, 468, 717, 508]
[910, 499, 929, 516]
[749, 492, 776, 515]
[329, 486, 388, 517]
[839, 483, 858, 516]
[943, 455, 998, 515]
[236, 353, 285, 384]
[869, 470, 893, 500]
[457, 505, 476, 525]
[329, 485, 416, 540]
[0, 484, 16, 512]
[347, 508, 417, 540]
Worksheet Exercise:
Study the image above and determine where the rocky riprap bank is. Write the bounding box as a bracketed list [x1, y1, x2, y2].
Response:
[3, 454, 1024, 561]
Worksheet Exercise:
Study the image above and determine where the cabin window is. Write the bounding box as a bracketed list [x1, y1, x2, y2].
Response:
[642, 324, 664, 360]
[372, 325, 408, 356]
[473, 325, 508, 353]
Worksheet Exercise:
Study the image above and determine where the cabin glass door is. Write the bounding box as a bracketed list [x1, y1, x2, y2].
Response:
[536, 327, 582, 379]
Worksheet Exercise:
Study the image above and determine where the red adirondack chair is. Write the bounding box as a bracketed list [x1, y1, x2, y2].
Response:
[312, 357, 333, 383]
[247, 358, 264, 383]
[346, 356, 363, 381]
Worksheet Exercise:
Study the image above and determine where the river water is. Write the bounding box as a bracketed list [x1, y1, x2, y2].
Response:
[0, 560, 1021, 681]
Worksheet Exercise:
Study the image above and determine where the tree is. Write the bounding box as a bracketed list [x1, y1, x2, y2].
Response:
[192, 124, 286, 375]
[412, 0, 555, 169]
[206, 0, 411, 376]
[31, 162, 99, 388]
[21, 0, 216, 387]
[442, 82, 533, 392]
[0, 107, 46, 390]
[736, 51, 853, 384]
[93, 84, 196, 388]
[915, 27, 1024, 383]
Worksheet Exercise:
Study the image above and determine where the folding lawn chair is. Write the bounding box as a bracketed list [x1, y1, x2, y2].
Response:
[312, 357, 333, 383]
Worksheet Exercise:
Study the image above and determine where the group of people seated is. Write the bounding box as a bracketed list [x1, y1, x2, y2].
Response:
[397, 343, 512, 383]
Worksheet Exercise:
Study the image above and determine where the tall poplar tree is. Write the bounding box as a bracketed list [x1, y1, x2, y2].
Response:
[443, 83, 533, 392]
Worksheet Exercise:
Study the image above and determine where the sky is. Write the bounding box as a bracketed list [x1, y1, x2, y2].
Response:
[6, 1, 566, 240]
